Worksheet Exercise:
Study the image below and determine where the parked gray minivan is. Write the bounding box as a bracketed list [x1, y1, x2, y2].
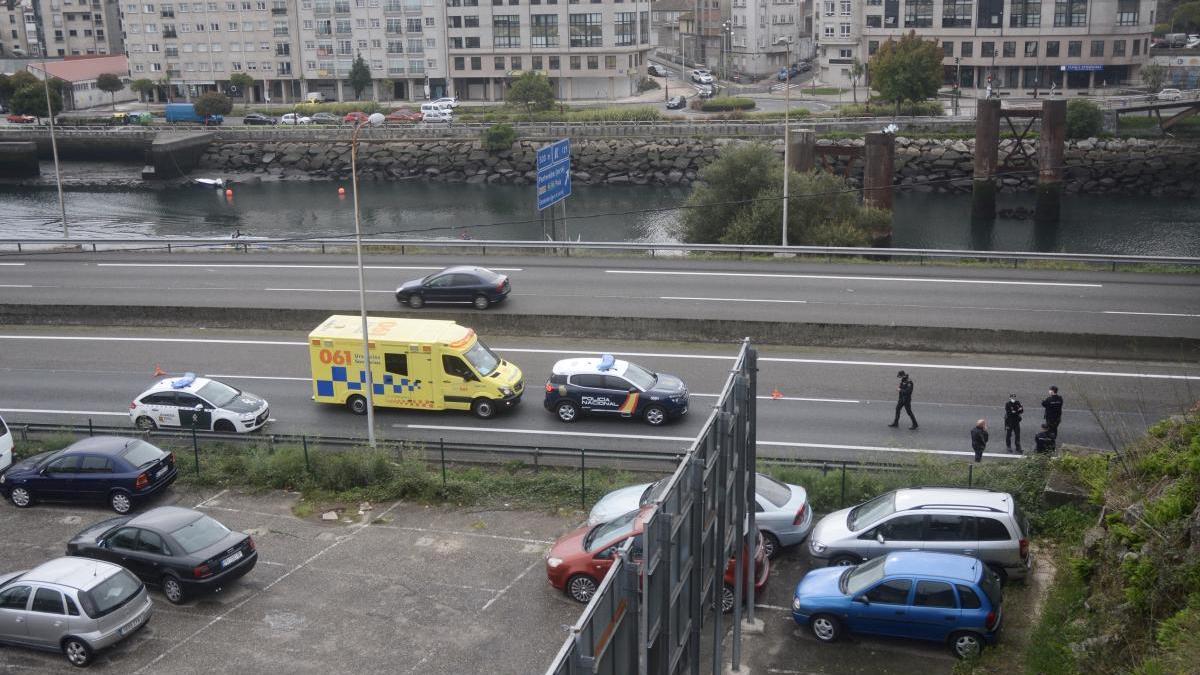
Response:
[0, 557, 152, 667]
[807, 487, 1031, 581]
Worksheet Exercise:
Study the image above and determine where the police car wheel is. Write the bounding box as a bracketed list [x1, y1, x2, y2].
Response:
[471, 398, 497, 419]
[472, 295, 490, 310]
[555, 401, 579, 423]
[135, 416, 157, 431]
[407, 294, 424, 309]
[213, 419, 236, 433]
[643, 405, 667, 426]
[346, 395, 368, 415]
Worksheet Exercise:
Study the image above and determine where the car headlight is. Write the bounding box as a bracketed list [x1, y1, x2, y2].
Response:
[241, 413, 256, 420]
[792, 597, 802, 611]
[546, 557, 563, 568]
[0, 474, 6, 484]
[810, 540, 826, 553]
[500, 387, 514, 397]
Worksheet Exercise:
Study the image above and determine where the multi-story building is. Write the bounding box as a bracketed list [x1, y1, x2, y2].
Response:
[814, 0, 1155, 93]
[1, 1, 39, 57]
[729, 0, 812, 77]
[38, 0, 123, 57]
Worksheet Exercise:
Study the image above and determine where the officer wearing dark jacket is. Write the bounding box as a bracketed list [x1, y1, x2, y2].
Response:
[1034, 423, 1056, 454]
[888, 370, 918, 430]
[971, 419, 989, 463]
[1042, 386, 1064, 436]
[1004, 394, 1024, 453]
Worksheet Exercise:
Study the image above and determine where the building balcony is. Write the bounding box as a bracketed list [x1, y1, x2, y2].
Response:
[272, 7, 288, 15]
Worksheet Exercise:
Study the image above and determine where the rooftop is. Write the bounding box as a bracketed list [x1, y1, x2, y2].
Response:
[26, 55, 128, 83]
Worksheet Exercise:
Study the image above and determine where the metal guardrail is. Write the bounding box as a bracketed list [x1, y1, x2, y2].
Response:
[3, 236, 1199, 268]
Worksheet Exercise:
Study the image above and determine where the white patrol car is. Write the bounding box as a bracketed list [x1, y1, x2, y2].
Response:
[130, 373, 270, 434]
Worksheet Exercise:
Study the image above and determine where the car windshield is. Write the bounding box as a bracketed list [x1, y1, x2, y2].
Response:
[80, 568, 142, 618]
[841, 555, 887, 596]
[622, 362, 657, 391]
[847, 491, 897, 531]
[639, 478, 669, 505]
[197, 380, 240, 408]
[584, 509, 640, 552]
[170, 515, 232, 554]
[756, 474, 793, 508]
[463, 340, 500, 377]
[121, 440, 166, 468]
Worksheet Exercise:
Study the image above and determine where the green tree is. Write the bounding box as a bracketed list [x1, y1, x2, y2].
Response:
[0, 74, 12, 106]
[229, 72, 255, 111]
[130, 78, 156, 103]
[348, 53, 372, 100]
[1141, 63, 1168, 93]
[9, 83, 63, 120]
[95, 73, 125, 110]
[869, 31, 943, 115]
[849, 58, 866, 104]
[193, 91, 233, 122]
[1066, 99, 1103, 139]
[505, 71, 555, 113]
[1171, 1, 1200, 31]
[157, 73, 173, 101]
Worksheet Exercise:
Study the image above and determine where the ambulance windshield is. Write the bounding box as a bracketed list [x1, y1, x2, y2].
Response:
[463, 340, 500, 377]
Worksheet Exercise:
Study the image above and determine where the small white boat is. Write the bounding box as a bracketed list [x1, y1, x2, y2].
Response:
[193, 177, 226, 188]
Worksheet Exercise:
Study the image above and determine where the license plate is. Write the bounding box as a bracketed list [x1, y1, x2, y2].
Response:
[119, 610, 144, 636]
[222, 550, 244, 568]
[156, 466, 169, 479]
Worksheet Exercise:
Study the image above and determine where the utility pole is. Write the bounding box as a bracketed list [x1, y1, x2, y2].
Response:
[31, 0, 68, 239]
[776, 36, 793, 247]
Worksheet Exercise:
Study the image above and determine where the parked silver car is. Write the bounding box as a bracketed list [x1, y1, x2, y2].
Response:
[589, 473, 812, 558]
[0, 557, 152, 667]
[807, 487, 1031, 581]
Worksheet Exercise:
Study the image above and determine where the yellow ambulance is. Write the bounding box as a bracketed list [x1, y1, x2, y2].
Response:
[308, 315, 524, 419]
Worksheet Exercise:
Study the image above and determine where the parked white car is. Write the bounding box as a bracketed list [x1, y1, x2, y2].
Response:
[690, 69, 714, 84]
[0, 414, 12, 473]
[130, 373, 270, 433]
[1157, 88, 1183, 101]
[432, 96, 459, 109]
[422, 109, 453, 123]
[280, 112, 312, 124]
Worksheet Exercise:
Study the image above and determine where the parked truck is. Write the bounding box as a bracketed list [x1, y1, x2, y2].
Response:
[164, 102, 223, 125]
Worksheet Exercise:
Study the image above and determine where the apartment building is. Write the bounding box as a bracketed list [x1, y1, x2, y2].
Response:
[39, 0, 123, 56]
[814, 0, 1155, 93]
[729, 0, 812, 77]
[1, 1, 38, 57]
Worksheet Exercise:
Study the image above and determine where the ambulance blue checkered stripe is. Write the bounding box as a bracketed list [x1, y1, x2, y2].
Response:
[316, 368, 421, 398]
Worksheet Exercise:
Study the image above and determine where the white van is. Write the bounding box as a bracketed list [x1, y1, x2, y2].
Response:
[0, 414, 12, 472]
[305, 92, 327, 103]
[421, 102, 451, 115]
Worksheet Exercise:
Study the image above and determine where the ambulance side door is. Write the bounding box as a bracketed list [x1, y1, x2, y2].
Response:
[440, 353, 478, 410]
[383, 351, 435, 409]
[143, 392, 182, 428]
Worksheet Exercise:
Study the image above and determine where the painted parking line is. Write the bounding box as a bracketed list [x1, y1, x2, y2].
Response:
[607, 269, 1103, 288]
[97, 263, 523, 271]
[205, 373, 310, 381]
[0, 284, 33, 288]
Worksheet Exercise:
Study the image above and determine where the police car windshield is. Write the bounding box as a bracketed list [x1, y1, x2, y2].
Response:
[622, 362, 657, 390]
[463, 341, 500, 377]
[197, 380, 240, 408]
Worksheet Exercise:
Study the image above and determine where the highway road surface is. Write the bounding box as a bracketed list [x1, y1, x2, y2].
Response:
[0, 252, 1198, 338]
[1, 327, 1196, 464]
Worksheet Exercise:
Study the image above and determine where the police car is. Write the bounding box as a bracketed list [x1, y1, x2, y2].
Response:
[544, 355, 688, 426]
[130, 373, 270, 433]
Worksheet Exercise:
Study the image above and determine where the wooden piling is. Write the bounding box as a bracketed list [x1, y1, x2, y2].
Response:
[972, 99, 1001, 220]
[863, 132, 895, 211]
[1036, 99, 1067, 224]
[790, 128, 815, 172]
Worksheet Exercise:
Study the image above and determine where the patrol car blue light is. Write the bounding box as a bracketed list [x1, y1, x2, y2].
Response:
[544, 355, 688, 426]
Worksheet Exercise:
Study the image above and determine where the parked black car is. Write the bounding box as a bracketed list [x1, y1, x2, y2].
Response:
[0, 436, 177, 514]
[67, 506, 257, 604]
[666, 95, 687, 110]
[242, 112, 276, 125]
[395, 265, 511, 310]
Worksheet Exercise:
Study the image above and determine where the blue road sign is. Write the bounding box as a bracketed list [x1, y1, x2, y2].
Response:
[537, 138, 571, 211]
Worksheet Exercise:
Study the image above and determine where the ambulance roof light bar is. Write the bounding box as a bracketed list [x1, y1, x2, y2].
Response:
[171, 373, 197, 389]
[598, 354, 617, 371]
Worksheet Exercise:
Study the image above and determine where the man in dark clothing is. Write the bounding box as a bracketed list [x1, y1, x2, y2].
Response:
[971, 419, 989, 463]
[1034, 423, 1056, 454]
[1004, 394, 1024, 453]
[1042, 386, 1064, 436]
[888, 370, 918, 430]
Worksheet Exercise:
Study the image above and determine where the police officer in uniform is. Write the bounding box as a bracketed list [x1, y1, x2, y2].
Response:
[888, 370, 918, 430]
[1042, 385, 1064, 437]
[1004, 393, 1024, 453]
[1034, 423, 1056, 454]
[971, 419, 989, 463]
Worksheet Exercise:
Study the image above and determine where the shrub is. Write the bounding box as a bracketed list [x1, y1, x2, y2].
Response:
[1066, 99, 1103, 138]
[699, 96, 755, 112]
[837, 100, 943, 117]
[481, 123, 516, 152]
[636, 76, 660, 92]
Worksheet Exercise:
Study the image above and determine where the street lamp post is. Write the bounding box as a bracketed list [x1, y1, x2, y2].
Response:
[777, 36, 793, 247]
[350, 112, 386, 448]
[32, 6, 68, 239]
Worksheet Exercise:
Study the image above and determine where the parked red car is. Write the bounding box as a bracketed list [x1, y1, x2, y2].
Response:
[385, 108, 422, 123]
[6, 113, 36, 124]
[343, 111, 369, 124]
[545, 505, 769, 610]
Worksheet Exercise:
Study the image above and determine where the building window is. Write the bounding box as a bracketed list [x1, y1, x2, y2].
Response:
[1002, 41, 1015, 58]
[470, 56, 481, 69]
[1045, 40, 1059, 57]
[839, 0, 850, 15]
[604, 54, 616, 69]
[1113, 39, 1126, 56]
[1131, 39, 1140, 56]
[1009, 0, 1040, 27]
[532, 55, 543, 69]
[976, 0, 1002, 28]
[494, 56, 504, 69]
[569, 54, 580, 69]
[531, 14, 558, 47]
[492, 14, 520, 48]
[960, 41, 973, 57]
[568, 13, 602, 48]
[865, 14, 882, 26]
[981, 41, 994, 57]
[1116, 0, 1137, 25]
[1067, 40, 1081, 57]
[511, 56, 522, 69]
[1053, 0, 1087, 27]
[839, 22, 850, 36]
[587, 54, 598, 69]
[548, 55, 559, 69]
[614, 12, 634, 46]
[867, 40, 879, 55]
[943, 41, 953, 57]
[903, 0, 932, 27]
[941, 0, 971, 28]
[1024, 41, 1037, 57]
[1090, 39, 1103, 57]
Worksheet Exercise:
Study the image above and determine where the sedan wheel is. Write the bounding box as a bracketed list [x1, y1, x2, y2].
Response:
[162, 575, 186, 605]
[721, 584, 735, 614]
[556, 401, 579, 423]
[567, 575, 598, 603]
[213, 419, 236, 433]
[762, 532, 782, 560]
[135, 416, 157, 431]
[810, 614, 842, 642]
[110, 490, 133, 514]
[830, 555, 859, 567]
[643, 405, 667, 426]
[408, 294, 424, 309]
[472, 295, 490, 310]
[951, 631, 983, 659]
[9, 487, 33, 508]
[62, 638, 92, 668]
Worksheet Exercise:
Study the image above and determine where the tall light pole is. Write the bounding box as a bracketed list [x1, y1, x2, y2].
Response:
[776, 36, 792, 247]
[351, 112, 386, 447]
[32, 2, 68, 238]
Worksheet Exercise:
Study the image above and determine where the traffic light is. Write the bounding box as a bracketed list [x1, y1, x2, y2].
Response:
[955, 57, 960, 65]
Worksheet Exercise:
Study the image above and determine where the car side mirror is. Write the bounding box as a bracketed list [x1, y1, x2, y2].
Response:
[628, 387, 638, 394]
[854, 595, 870, 605]
[595, 547, 614, 560]
[876, 532, 886, 544]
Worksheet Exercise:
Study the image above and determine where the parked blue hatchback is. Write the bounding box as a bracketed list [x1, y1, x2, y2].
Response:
[0, 436, 177, 515]
[792, 551, 1003, 659]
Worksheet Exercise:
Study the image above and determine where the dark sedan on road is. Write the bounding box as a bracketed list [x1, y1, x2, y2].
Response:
[242, 112, 276, 125]
[395, 265, 511, 310]
[0, 436, 176, 514]
[666, 95, 687, 110]
[311, 112, 341, 124]
[67, 506, 257, 605]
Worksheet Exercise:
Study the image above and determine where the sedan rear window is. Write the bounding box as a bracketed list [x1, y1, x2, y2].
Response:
[755, 474, 792, 508]
[170, 515, 231, 554]
[121, 440, 166, 468]
[80, 569, 142, 619]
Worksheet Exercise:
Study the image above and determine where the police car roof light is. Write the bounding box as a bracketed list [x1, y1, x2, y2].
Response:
[171, 373, 197, 389]
[598, 354, 616, 371]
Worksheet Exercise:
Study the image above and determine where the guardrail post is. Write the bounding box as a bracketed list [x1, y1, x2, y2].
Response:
[580, 449, 586, 510]
[440, 438, 447, 488]
[968, 463, 974, 487]
[191, 423, 200, 477]
[533, 448, 540, 474]
[88, 418, 94, 437]
[302, 435, 311, 475]
[840, 462, 847, 507]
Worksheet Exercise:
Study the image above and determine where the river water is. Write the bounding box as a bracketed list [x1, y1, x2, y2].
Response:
[2, 163, 1198, 255]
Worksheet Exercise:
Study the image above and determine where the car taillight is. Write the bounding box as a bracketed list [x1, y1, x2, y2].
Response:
[496, 279, 506, 291]
[247, 536, 256, 551]
[1019, 538, 1029, 559]
[130, 401, 137, 410]
[135, 473, 149, 489]
[985, 610, 998, 630]
[166, 452, 174, 465]
[545, 382, 555, 393]
[793, 504, 807, 526]
[193, 564, 211, 579]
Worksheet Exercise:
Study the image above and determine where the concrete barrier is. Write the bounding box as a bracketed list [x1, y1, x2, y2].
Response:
[146, 131, 216, 179]
[0, 142, 39, 177]
[1, 303, 1195, 363]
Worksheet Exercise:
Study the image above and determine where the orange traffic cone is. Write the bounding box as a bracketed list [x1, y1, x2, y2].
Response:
[771, 389, 784, 399]
[153, 364, 167, 377]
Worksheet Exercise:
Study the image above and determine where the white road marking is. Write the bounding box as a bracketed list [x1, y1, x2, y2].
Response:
[662, 296, 807, 304]
[757, 439, 1022, 460]
[0, 284, 33, 288]
[371, 525, 553, 546]
[0, 334, 305, 346]
[0, 263, 25, 266]
[481, 559, 542, 612]
[608, 269, 1103, 288]
[692, 393, 860, 403]
[97, 263, 523, 271]
[205, 373, 310, 381]
[404, 424, 694, 443]
[264, 288, 393, 293]
[193, 489, 229, 509]
[0, 408, 127, 417]
[759, 357, 1200, 381]
[1103, 310, 1200, 318]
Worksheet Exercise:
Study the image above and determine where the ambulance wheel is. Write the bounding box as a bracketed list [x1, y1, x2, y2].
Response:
[135, 416, 157, 431]
[472, 295, 490, 310]
[555, 401, 579, 423]
[471, 398, 497, 419]
[346, 395, 368, 415]
[643, 405, 667, 426]
[407, 294, 424, 309]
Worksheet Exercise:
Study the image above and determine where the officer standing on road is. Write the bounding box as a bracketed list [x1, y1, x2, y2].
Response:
[971, 419, 989, 463]
[1042, 386, 1064, 437]
[1004, 393, 1024, 453]
[1034, 423, 1057, 454]
[888, 370, 918, 430]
